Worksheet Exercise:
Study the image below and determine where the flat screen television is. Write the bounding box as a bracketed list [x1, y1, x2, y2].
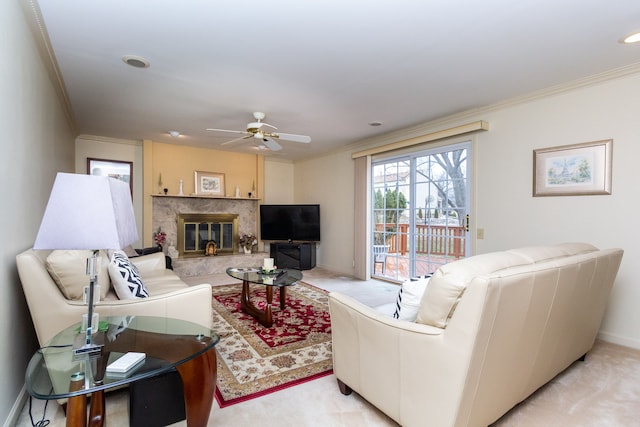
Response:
[260, 204, 320, 242]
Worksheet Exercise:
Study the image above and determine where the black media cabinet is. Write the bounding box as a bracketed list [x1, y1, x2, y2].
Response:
[270, 242, 316, 270]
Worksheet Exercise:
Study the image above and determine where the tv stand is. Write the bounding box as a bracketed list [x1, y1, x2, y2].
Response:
[270, 242, 316, 270]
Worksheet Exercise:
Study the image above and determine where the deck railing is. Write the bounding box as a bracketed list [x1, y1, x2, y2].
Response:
[376, 223, 466, 259]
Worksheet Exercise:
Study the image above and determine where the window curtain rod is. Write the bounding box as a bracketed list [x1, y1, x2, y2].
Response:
[352, 120, 489, 159]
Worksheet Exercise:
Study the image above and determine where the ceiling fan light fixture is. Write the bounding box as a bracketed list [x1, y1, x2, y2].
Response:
[621, 31, 640, 44]
[122, 55, 150, 68]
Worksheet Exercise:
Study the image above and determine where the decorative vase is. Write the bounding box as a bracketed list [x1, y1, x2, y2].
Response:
[243, 247, 252, 254]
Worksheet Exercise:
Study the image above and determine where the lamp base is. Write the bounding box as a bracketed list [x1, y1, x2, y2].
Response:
[73, 343, 103, 359]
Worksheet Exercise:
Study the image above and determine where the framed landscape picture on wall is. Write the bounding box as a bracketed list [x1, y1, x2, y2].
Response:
[87, 158, 133, 196]
[533, 139, 612, 197]
[194, 170, 225, 196]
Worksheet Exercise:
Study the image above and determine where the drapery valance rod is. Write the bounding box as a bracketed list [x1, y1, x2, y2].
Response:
[351, 120, 489, 159]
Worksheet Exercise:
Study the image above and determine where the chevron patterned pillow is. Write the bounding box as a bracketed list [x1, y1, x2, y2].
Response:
[393, 275, 431, 321]
[108, 250, 149, 299]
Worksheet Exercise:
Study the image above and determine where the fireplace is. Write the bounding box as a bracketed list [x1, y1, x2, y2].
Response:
[152, 195, 258, 262]
[177, 213, 239, 257]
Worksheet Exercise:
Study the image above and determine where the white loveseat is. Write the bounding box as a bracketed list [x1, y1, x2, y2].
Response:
[329, 243, 623, 427]
[17, 248, 212, 346]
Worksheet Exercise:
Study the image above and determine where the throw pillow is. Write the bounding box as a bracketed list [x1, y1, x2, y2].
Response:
[46, 250, 111, 301]
[393, 275, 431, 321]
[415, 274, 466, 328]
[108, 250, 149, 299]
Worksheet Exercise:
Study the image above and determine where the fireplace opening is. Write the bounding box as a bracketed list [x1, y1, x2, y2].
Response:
[177, 213, 239, 257]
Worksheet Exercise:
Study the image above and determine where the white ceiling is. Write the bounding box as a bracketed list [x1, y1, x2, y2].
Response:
[33, 0, 640, 160]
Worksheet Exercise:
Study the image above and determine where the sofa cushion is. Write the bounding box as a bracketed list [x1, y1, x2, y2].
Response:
[45, 250, 111, 301]
[416, 251, 530, 328]
[108, 250, 149, 299]
[507, 242, 597, 263]
[393, 276, 431, 321]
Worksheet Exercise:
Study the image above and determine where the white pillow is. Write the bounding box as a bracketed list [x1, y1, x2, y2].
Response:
[108, 250, 149, 299]
[393, 275, 431, 321]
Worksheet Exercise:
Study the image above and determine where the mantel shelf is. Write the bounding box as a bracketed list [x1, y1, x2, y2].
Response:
[151, 194, 260, 201]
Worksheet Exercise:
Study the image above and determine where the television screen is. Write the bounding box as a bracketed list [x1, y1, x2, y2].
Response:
[260, 204, 320, 242]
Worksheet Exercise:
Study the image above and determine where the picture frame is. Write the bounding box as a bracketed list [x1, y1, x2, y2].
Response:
[533, 139, 612, 197]
[87, 158, 133, 195]
[194, 171, 225, 196]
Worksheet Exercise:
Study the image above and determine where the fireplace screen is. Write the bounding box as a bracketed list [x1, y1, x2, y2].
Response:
[177, 213, 238, 257]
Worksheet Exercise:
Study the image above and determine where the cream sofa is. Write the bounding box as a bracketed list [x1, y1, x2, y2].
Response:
[329, 243, 623, 427]
[17, 249, 213, 346]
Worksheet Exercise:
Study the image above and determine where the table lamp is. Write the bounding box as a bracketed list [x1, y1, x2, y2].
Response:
[33, 172, 138, 357]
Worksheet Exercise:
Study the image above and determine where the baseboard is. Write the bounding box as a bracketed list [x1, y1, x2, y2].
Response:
[3, 385, 28, 427]
[597, 331, 640, 350]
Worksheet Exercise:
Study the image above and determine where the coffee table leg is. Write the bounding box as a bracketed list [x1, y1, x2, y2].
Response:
[175, 347, 217, 427]
[240, 279, 274, 327]
[264, 286, 274, 326]
[279, 286, 286, 310]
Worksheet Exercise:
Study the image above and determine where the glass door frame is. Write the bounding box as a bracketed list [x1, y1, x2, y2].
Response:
[370, 139, 473, 281]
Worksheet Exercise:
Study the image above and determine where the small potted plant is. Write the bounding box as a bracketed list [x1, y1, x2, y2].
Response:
[154, 227, 167, 249]
[239, 233, 258, 254]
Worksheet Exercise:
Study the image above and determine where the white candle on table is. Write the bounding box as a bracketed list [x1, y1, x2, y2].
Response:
[263, 258, 274, 270]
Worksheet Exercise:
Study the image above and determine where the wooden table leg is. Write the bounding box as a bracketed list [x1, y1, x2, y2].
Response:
[175, 347, 217, 427]
[66, 373, 87, 427]
[88, 389, 105, 427]
[279, 286, 286, 310]
[240, 279, 275, 327]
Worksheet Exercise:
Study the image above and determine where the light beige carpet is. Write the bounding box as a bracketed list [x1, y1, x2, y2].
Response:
[491, 340, 640, 426]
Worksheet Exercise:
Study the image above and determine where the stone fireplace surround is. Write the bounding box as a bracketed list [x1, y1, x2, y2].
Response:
[152, 195, 266, 277]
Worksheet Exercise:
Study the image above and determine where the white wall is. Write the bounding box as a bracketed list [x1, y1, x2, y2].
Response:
[76, 136, 144, 247]
[1, 1, 76, 423]
[294, 150, 356, 275]
[473, 73, 640, 348]
[293, 71, 640, 349]
[264, 158, 295, 204]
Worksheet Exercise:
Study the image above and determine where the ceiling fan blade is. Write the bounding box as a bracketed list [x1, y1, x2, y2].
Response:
[262, 137, 283, 151]
[221, 135, 253, 146]
[206, 128, 249, 135]
[274, 132, 311, 143]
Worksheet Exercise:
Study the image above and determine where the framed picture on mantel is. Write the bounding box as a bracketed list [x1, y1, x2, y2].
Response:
[195, 170, 225, 196]
[87, 158, 133, 196]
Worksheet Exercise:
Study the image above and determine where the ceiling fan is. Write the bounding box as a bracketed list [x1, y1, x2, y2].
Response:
[206, 112, 311, 152]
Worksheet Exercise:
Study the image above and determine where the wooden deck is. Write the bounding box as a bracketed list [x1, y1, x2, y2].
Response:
[373, 224, 467, 281]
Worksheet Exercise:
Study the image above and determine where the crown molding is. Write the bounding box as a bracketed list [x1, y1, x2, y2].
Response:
[21, 0, 77, 135]
[346, 62, 640, 154]
[77, 134, 142, 146]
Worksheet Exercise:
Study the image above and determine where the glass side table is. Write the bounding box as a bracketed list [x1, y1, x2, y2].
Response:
[226, 267, 303, 327]
[25, 316, 219, 427]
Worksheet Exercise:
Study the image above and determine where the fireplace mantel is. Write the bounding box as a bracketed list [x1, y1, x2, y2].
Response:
[151, 194, 260, 201]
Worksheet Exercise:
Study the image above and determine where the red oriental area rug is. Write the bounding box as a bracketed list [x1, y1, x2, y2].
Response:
[211, 281, 333, 407]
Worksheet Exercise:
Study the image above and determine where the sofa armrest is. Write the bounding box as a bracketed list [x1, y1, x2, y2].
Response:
[329, 291, 469, 427]
[95, 284, 213, 329]
[135, 246, 162, 256]
[130, 252, 167, 275]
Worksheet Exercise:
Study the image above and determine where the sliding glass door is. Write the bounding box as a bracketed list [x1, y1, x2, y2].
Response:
[371, 141, 471, 281]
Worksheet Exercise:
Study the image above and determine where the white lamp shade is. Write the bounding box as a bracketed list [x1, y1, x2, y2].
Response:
[33, 173, 138, 250]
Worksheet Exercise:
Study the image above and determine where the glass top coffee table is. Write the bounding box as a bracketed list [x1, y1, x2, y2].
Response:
[226, 267, 303, 327]
[25, 316, 219, 427]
